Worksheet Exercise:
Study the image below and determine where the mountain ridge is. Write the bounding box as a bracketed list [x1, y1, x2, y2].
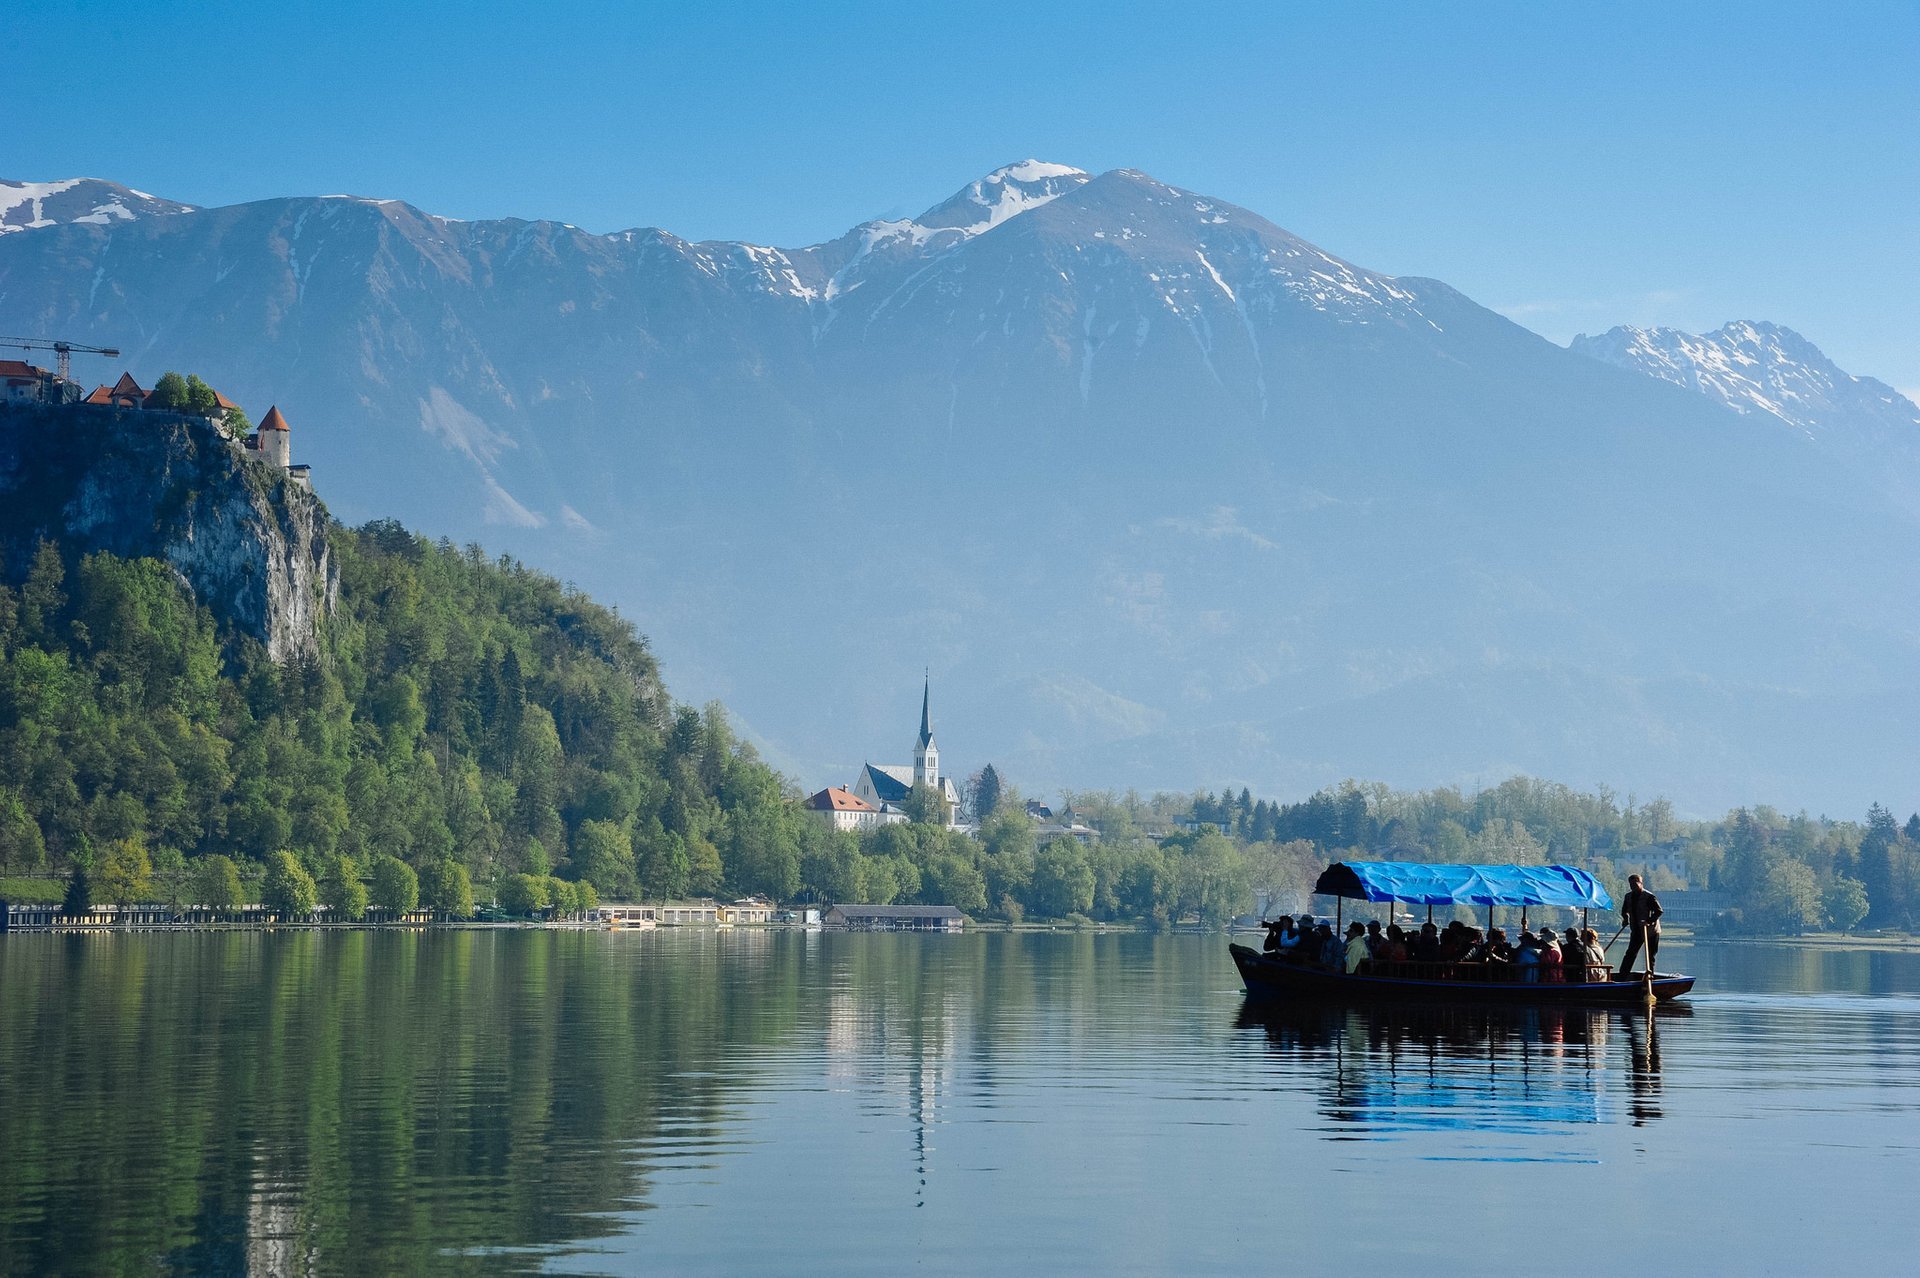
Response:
[0, 162, 1913, 813]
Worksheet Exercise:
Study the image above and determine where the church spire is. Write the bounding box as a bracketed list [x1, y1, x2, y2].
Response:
[918, 670, 933, 748]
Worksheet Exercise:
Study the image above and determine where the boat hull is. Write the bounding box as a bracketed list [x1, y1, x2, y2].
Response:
[1231, 944, 1694, 1005]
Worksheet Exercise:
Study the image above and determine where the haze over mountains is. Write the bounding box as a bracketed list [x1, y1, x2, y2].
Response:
[1, 162, 1914, 813]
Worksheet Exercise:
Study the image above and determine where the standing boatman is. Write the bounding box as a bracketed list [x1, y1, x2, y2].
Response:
[1618, 873, 1664, 977]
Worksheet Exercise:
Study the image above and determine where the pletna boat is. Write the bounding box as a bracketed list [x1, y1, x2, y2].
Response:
[1232, 861, 1695, 1005]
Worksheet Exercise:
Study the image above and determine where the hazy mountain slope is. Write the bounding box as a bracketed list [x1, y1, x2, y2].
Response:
[0, 164, 1914, 812]
[1572, 320, 1920, 516]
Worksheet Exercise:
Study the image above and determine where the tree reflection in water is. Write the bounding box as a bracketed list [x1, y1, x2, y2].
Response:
[1235, 1001, 1688, 1139]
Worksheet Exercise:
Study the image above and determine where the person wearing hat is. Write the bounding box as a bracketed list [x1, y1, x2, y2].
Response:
[1619, 874, 1664, 977]
[1344, 921, 1371, 974]
[1514, 930, 1542, 983]
[1537, 927, 1564, 983]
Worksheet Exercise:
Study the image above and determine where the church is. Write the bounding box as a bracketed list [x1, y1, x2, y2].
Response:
[850, 678, 964, 828]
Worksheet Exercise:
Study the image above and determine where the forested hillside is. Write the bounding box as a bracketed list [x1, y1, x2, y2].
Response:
[0, 521, 813, 912]
[0, 518, 1257, 922]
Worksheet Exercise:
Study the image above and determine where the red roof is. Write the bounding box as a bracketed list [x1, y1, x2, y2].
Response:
[0, 359, 45, 380]
[258, 405, 290, 432]
[110, 372, 146, 398]
[804, 786, 875, 813]
[213, 390, 241, 411]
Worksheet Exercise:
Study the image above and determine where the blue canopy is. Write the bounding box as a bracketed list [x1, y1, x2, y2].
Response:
[1312, 862, 1613, 910]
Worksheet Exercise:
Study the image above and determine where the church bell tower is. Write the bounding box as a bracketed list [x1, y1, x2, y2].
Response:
[912, 675, 939, 789]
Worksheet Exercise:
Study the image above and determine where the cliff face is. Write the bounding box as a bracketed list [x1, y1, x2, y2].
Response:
[0, 403, 336, 661]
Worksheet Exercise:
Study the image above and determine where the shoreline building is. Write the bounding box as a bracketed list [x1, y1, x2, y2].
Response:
[850, 677, 964, 829]
[802, 785, 906, 833]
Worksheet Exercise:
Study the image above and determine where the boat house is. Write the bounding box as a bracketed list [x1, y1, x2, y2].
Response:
[823, 904, 967, 932]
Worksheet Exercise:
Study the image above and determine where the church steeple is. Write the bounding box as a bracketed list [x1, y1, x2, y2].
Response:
[913, 672, 939, 788]
[917, 672, 933, 749]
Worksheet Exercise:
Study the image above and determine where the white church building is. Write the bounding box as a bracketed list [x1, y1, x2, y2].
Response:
[850, 678, 964, 829]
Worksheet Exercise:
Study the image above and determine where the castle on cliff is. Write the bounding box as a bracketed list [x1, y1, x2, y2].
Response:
[2, 359, 308, 487]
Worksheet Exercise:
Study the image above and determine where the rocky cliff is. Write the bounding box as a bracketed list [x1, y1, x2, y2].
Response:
[0, 403, 335, 661]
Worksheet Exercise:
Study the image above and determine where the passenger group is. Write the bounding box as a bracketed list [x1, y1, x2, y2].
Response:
[1259, 915, 1611, 983]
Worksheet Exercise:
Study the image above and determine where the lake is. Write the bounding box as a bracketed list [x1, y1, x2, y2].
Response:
[2, 929, 1918, 1274]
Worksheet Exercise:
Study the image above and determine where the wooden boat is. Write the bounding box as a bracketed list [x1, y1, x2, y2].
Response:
[1234, 860, 1695, 1006]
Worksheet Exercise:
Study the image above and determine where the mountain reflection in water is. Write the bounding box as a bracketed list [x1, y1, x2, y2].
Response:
[1237, 1002, 1687, 1141]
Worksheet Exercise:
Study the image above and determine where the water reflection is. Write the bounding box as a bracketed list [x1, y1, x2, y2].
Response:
[1236, 1001, 1691, 1142]
[8, 933, 1920, 1273]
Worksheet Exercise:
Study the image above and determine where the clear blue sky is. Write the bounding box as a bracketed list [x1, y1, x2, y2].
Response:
[15, 0, 1918, 393]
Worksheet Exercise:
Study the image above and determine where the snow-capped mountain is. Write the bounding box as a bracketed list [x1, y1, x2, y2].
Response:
[0, 178, 195, 236]
[0, 162, 1914, 811]
[1571, 320, 1919, 442]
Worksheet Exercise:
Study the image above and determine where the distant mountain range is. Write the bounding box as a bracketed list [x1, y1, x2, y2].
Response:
[0, 162, 1914, 813]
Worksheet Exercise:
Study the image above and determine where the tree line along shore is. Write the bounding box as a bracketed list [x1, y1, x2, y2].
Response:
[2, 516, 1914, 935]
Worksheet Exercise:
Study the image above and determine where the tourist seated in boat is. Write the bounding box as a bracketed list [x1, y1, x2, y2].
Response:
[1439, 921, 1472, 962]
[1315, 923, 1342, 969]
[1412, 922, 1442, 962]
[1572, 928, 1608, 982]
[1514, 931, 1542, 982]
[1381, 924, 1411, 963]
[1344, 922, 1370, 973]
[1537, 928, 1565, 983]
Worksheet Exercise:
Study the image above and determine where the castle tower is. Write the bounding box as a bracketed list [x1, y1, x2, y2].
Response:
[912, 675, 939, 789]
[257, 405, 291, 470]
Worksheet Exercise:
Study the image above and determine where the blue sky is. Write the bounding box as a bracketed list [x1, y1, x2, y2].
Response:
[14, 0, 1919, 392]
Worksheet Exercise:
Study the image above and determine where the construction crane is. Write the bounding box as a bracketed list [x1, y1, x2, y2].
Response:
[0, 336, 122, 382]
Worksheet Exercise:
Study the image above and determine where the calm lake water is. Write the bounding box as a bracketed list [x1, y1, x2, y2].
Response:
[3, 929, 1919, 1274]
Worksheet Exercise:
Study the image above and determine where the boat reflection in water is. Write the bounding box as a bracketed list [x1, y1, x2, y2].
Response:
[1237, 1001, 1687, 1141]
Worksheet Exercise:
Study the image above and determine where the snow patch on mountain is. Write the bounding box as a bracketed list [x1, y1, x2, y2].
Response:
[1570, 320, 1920, 440]
[912, 160, 1091, 236]
[0, 178, 195, 236]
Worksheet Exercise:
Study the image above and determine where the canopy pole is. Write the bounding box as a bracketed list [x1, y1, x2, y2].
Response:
[1583, 907, 1590, 932]
[1427, 904, 1434, 926]
[1336, 899, 1342, 933]
[1521, 906, 1528, 930]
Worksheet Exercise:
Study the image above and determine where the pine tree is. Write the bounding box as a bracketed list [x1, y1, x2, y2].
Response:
[61, 865, 91, 918]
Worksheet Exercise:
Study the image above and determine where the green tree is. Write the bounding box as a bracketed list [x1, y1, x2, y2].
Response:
[574, 820, 638, 898]
[420, 859, 475, 919]
[369, 855, 419, 917]
[320, 855, 369, 921]
[147, 371, 191, 411]
[1031, 839, 1095, 918]
[95, 837, 154, 910]
[193, 854, 246, 915]
[0, 791, 47, 875]
[1823, 877, 1870, 932]
[971, 765, 1003, 822]
[1175, 831, 1249, 926]
[686, 834, 724, 897]
[924, 853, 988, 913]
[904, 783, 952, 826]
[575, 880, 600, 912]
[500, 873, 551, 917]
[61, 865, 92, 917]
[263, 851, 319, 918]
[1759, 859, 1820, 933]
[183, 374, 220, 416]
